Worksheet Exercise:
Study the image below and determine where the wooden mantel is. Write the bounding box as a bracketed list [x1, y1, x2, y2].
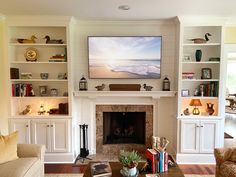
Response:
[73, 91, 177, 99]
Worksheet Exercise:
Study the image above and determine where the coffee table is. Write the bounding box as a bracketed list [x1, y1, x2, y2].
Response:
[83, 161, 184, 177]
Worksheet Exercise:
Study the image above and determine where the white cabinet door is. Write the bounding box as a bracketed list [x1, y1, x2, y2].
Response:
[200, 120, 219, 153]
[181, 120, 200, 153]
[31, 120, 51, 152]
[51, 119, 70, 152]
[10, 119, 31, 144]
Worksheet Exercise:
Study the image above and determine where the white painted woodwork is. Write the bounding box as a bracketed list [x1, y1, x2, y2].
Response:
[181, 119, 220, 154]
[31, 119, 70, 153]
[10, 119, 31, 144]
[5, 16, 75, 162]
[181, 120, 199, 153]
[200, 120, 219, 153]
[31, 120, 51, 152]
[176, 17, 226, 163]
[51, 119, 70, 152]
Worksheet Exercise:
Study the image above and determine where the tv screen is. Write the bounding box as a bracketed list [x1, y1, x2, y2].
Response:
[88, 36, 162, 79]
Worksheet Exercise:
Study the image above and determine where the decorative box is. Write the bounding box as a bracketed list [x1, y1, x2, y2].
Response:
[182, 72, 195, 79]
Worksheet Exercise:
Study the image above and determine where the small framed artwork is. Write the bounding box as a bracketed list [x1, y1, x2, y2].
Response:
[181, 89, 190, 97]
[201, 68, 212, 79]
[183, 55, 191, 62]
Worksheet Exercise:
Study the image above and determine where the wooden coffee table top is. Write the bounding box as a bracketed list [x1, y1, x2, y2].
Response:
[83, 161, 184, 177]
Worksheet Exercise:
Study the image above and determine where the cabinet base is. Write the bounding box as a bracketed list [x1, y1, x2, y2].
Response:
[44, 152, 75, 163]
[176, 153, 216, 164]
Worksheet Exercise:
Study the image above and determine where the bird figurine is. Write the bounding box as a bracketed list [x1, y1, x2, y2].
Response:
[143, 84, 153, 91]
[44, 35, 63, 44]
[95, 84, 105, 91]
[17, 35, 37, 43]
[189, 33, 211, 44]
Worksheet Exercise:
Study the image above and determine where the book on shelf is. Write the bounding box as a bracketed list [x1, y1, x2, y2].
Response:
[146, 149, 168, 174]
[12, 83, 34, 97]
[90, 161, 112, 177]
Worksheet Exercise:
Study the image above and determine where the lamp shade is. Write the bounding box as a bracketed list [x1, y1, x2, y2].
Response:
[189, 99, 202, 106]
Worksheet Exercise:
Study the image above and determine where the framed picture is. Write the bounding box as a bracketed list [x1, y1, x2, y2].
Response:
[183, 55, 191, 61]
[39, 86, 47, 96]
[201, 68, 212, 79]
[181, 89, 190, 97]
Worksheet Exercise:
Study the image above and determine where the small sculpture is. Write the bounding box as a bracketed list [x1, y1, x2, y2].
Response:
[95, 84, 105, 91]
[183, 108, 190, 115]
[189, 33, 211, 44]
[20, 105, 32, 115]
[143, 84, 153, 91]
[17, 35, 37, 43]
[44, 35, 63, 44]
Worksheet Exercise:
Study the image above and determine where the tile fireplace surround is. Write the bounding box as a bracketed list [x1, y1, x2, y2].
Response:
[96, 105, 153, 155]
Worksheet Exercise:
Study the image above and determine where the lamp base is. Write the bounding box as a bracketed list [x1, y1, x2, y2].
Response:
[193, 107, 200, 115]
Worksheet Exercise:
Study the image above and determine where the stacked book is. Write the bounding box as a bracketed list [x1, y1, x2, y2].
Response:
[146, 149, 169, 174]
[200, 81, 218, 97]
[90, 161, 112, 177]
[12, 83, 34, 97]
[48, 54, 66, 62]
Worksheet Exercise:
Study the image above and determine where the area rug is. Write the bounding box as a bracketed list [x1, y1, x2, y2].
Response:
[45, 174, 214, 177]
[45, 174, 83, 177]
[185, 175, 214, 177]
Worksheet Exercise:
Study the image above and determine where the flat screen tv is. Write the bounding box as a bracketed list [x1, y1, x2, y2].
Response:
[88, 36, 162, 79]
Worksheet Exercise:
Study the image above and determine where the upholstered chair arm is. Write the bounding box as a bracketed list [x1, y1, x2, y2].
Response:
[214, 147, 233, 177]
[17, 144, 45, 161]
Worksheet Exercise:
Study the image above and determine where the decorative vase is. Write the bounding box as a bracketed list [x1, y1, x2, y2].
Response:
[206, 103, 215, 115]
[195, 49, 202, 62]
[121, 166, 137, 177]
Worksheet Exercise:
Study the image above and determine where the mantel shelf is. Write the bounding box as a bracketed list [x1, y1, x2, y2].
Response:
[73, 91, 177, 99]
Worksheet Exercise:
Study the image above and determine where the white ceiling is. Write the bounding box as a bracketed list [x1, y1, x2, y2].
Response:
[1, 0, 236, 20]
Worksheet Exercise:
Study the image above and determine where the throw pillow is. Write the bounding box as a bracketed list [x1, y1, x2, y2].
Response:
[0, 131, 19, 164]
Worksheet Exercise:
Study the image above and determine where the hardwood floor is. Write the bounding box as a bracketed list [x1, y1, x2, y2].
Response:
[45, 164, 216, 175]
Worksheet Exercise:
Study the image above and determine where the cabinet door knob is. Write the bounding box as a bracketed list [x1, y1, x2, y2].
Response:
[26, 125, 29, 127]
[47, 125, 50, 127]
[200, 125, 204, 127]
[51, 125, 53, 127]
[196, 125, 199, 128]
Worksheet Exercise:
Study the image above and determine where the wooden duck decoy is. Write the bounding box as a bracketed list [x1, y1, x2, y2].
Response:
[17, 35, 37, 43]
[143, 84, 153, 91]
[44, 35, 63, 44]
[189, 33, 211, 44]
[95, 84, 105, 91]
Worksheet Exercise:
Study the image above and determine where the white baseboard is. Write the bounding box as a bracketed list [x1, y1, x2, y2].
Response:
[176, 153, 216, 164]
[44, 153, 75, 163]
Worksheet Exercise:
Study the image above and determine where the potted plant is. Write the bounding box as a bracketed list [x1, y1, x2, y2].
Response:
[118, 150, 141, 176]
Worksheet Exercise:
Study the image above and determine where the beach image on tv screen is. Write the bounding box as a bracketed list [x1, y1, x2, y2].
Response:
[88, 36, 162, 78]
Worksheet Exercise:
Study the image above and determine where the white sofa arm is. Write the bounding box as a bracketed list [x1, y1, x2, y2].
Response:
[17, 144, 45, 161]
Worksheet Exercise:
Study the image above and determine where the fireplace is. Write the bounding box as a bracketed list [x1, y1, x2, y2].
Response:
[103, 112, 145, 144]
[96, 105, 153, 155]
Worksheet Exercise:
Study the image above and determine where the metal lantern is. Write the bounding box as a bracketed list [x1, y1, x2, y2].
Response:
[162, 76, 170, 91]
[79, 75, 88, 91]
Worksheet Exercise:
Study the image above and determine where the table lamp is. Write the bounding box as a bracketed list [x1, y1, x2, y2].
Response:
[189, 99, 202, 115]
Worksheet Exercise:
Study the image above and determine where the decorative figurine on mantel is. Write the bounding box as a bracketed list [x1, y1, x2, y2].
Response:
[143, 84, 153, 91]
[95, 84, 105, 91]
[17, 35, 37, 43]
[44, 35, 63, 44]
[189, 33, 212, 44]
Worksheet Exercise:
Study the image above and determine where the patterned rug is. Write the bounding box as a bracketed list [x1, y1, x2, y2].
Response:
[45, 174, 214, 177]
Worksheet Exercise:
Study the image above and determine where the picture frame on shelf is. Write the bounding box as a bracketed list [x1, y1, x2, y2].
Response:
[183, 55, 191, 62]
[201, 68, 212, 79]
[181, 89, 190, 97]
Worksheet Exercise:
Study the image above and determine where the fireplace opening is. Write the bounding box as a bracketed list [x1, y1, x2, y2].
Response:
[103, 112, 145, 145]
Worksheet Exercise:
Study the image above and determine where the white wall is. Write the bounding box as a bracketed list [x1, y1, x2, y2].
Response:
[73, 20, 178, 154]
